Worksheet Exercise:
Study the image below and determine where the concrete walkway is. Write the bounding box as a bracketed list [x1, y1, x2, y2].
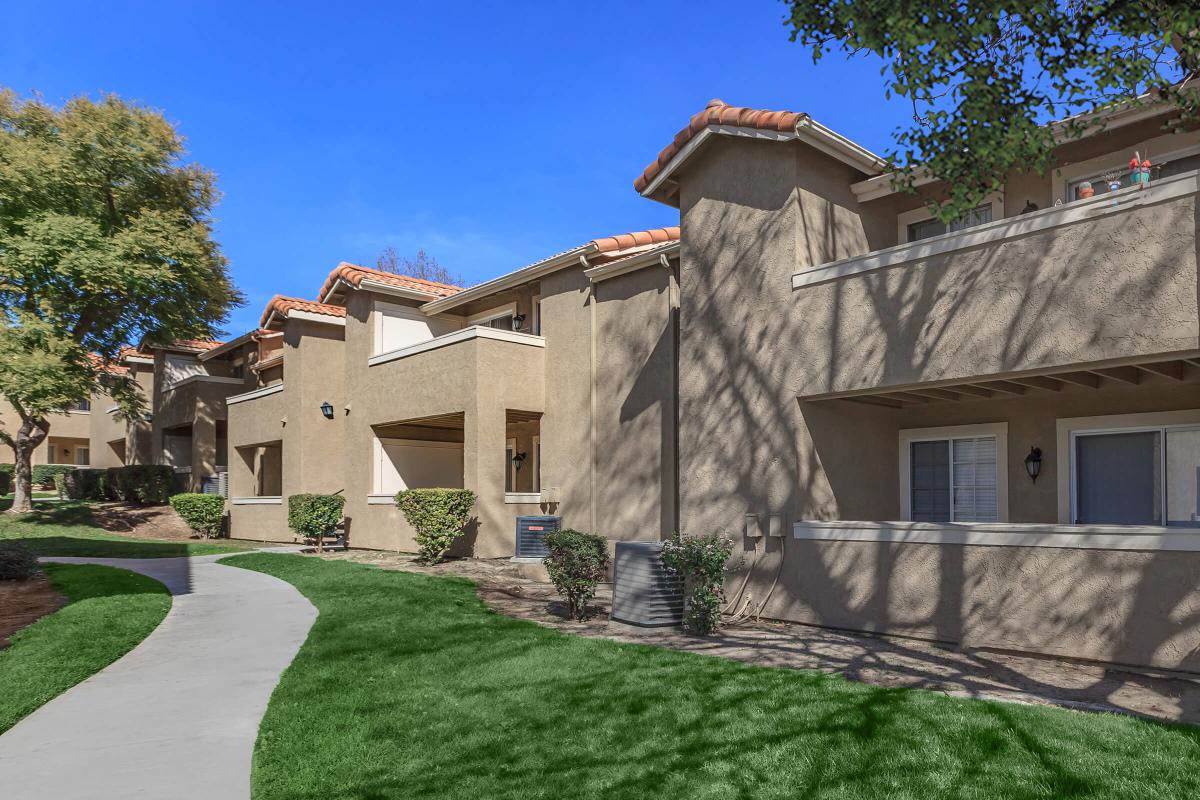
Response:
[0, 554, 317, 800]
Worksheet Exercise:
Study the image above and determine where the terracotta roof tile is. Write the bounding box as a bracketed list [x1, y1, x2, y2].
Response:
[634, 99, 807, 193]
[88, 353, 130, 376]
[317, 262, 463, 303]
[260, 296, 348, 327]
[590, 226, 680, 254]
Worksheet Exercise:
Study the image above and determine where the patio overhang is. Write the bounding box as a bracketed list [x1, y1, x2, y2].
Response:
[802, 351, 1200, 408]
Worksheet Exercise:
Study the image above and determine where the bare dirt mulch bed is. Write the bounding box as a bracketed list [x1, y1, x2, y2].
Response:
[86, 503, 199, 540]
[0, 575, 66, 649]
[314, 548, 1200, 725]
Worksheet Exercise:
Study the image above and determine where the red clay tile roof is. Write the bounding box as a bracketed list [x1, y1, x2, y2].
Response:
[172, 339, 224, 351]
[634, 99, 807, 193]
[260, 296, 348, 327]
[88, 353, 130, 376]
[590, 226, 680, 253]
[317, 262, 463, 303]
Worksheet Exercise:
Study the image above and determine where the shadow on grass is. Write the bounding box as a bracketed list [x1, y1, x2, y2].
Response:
[229, 554, 1200, 800]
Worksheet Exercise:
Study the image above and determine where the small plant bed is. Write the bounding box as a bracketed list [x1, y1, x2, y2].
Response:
[0, 500, 257, 558]
[229, 554, 1200, 799]
[0, 563, 170, 733]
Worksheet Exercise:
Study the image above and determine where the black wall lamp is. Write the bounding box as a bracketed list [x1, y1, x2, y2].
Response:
[320, 401, 335, 419]
[1024, 446, 1043, 482]
[512, 451, 528, 470]
[511, 314, 527, 332]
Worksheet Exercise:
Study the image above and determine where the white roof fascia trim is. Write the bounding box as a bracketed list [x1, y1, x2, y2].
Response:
[794, 116, 888, 175]
[199, 331, 256, 361]
[795, 520, 1200, 552]
[287, 309, 346, 326]
[162, 374, 246, 392]
[357, 278, 446, 302]
[419, 247, 592, 316]
[585, 242, 681, 283]
[794, 170, 1200, 289]
[641, 120, 886, 199]
[123, 355, 155, 365]
[368, 326, 546, 367]
[231, 496, 282, 505]
[226, 383, 285, 406]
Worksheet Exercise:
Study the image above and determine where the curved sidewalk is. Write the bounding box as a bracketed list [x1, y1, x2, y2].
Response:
[0, 554, 316, 800]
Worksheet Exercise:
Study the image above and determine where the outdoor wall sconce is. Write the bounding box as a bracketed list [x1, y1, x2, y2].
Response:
[511, 314, 527, 332]
[512, 451, 528, 470]
[319, 401, 335, 419]
[1024, 446, 1043, 482]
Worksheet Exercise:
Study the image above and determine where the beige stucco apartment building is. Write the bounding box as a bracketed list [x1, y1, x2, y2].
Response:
[226, 96, 1200, 673]
[1, 338, 260, 491]
[226, 229, 680, 557]
[635, 99, 1200, 672]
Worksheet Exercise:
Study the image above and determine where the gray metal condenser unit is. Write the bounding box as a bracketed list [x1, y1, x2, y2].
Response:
[515, 515, 560, 559]
[611, 541, 684, 627]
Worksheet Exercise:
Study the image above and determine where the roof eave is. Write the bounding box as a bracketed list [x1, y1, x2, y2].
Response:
[419, 245, 594, 316]
[584, 242, 681, 283]
[640, 121, 886, 205]
[198, 331, 256, 361]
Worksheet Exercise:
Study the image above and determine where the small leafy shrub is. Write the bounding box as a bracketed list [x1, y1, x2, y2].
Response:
[660, 532, 739, 635]
[0, 541, 40, 580]
[543, 529, 610, 620]
[288, 494, 346, 549]
[394, 488, 476, 564]
[170, 493, 226, 538]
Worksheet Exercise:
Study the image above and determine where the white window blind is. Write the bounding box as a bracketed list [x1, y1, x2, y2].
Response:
[909, 436, 999, 523]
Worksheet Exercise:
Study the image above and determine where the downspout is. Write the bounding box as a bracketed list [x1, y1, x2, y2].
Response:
[660, 252, 681, 535]
[581, 253, 598, 536]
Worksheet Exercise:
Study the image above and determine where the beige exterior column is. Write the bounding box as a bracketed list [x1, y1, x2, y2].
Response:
[191, 413, 216, 492]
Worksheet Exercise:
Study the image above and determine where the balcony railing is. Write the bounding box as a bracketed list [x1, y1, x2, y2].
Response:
[368, 326, 546, 368]
[792, 169, 1200, 289]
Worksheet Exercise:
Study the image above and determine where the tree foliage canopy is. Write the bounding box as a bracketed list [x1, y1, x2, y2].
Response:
[0, 90, 242, 418]
[783, 1, 1200, 219]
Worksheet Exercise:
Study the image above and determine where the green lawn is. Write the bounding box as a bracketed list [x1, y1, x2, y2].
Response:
[0, 500, 258, 558]
[228, 554, 1200, 800]
[0, 563, 170, 733]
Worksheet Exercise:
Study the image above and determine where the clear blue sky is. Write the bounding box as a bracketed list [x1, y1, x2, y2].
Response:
[1, 0, 905, 336]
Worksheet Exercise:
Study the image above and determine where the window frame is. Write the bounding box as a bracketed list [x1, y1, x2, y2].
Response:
[1068, 422, 1200, 527]
[467, 302, 518, 328]
[899, 423, 1009, 523]
[896, 193, 1004, 245]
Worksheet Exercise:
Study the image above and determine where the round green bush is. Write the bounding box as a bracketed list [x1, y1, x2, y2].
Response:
[0, 541, 40, 580]
[169, 493, 226, 538]
[287, 494, 346, 540]
[543, 529, 610, 621]
[394, 489, 476, 564]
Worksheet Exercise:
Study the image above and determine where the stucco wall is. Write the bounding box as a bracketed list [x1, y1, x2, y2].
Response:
[676, 130, 1200, 670]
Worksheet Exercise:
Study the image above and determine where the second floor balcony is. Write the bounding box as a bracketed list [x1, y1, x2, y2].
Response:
[790, 170, 1200, 399]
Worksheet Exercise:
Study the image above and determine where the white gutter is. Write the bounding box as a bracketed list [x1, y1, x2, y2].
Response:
[320, 276, 447, 305]
[419, 244, 594, 316]
[584, 242, 681, 283]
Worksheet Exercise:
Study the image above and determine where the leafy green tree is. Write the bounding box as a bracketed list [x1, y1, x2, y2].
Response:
[783, 1, 1200, 219]
[0, 91, 242, 512]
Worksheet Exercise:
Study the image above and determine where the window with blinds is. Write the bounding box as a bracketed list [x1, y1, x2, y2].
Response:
[909, 436, 999, 523]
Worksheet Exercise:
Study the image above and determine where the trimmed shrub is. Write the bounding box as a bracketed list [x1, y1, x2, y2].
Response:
[394, 488, 476, 564]
[57, 468, 105, 500]
[113, 465, 173, 504]
[660, 532, 740, 635]
[543, 529, 610, 620]
[0, 541, 40, 580]
[33, 464, 74, 490]
[287, 494, 346, 550]
[170, 493, 226, 538]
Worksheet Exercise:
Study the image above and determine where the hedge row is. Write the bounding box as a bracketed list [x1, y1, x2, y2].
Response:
[0, 464, 76, 490]
[57, 465, 175, 505]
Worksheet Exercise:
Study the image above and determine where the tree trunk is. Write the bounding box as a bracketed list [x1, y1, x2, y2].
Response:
[6, 416, 50, 514]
